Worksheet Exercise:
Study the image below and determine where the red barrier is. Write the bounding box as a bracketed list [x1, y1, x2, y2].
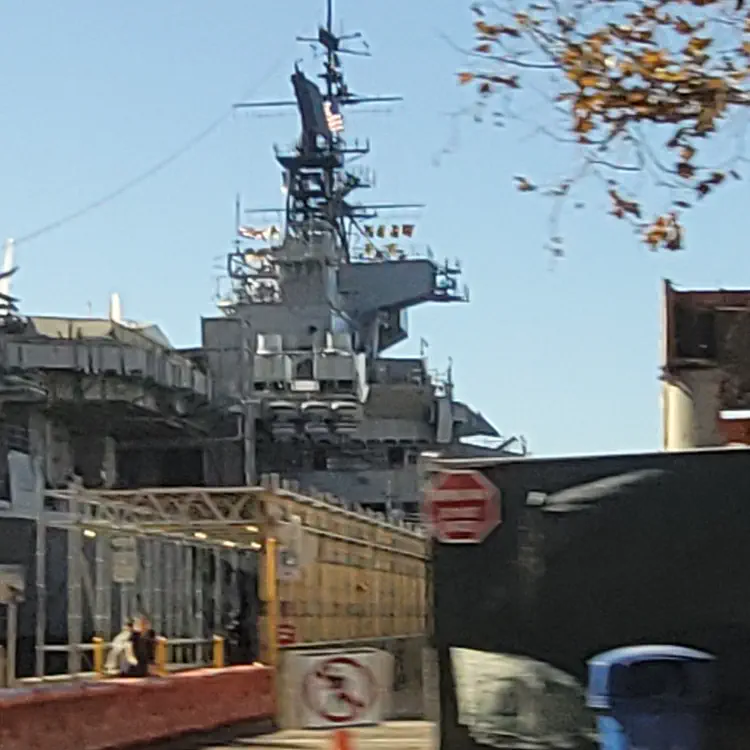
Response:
[0, 665, 275, 750]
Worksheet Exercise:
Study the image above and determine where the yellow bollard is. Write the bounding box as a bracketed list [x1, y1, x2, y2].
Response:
[154, 636, 168, 677]
[92, 637, 105, 678]
[265, 536, 279, 668]
[212, 635, 225, 669]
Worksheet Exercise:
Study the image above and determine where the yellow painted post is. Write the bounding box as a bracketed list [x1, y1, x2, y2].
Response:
[212, 635, 225, 669]
[154, 636, 168, 676]
[266, 536, 279, 667]
[92, 637, 105, 678]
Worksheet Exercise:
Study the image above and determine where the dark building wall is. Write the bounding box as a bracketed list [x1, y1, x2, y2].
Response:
[432, 449, 750, 750]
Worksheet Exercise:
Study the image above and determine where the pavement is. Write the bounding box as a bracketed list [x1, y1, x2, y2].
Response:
[139, 721, 436, 750]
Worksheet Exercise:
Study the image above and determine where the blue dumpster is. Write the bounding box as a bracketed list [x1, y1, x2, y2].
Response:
[587, 645, 715, 750]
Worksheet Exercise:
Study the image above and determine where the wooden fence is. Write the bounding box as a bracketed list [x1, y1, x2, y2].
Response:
[258, 484, 428, 649]
[88, 481, 429, 654]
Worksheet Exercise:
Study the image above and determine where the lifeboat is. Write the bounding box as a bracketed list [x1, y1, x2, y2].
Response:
[266, 400, 299, 421]
[304, 422, 332, 440]
[331, 400, 361, 434]
[301, 400, 331, 420]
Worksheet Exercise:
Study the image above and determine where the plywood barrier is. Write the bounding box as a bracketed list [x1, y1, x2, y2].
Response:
[0, 665, 275, 750]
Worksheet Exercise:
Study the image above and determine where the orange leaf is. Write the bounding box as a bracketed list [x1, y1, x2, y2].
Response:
[457, 72, 475, 85]
[666, 223, 683, 251]
[677, 162, 694, 179]
[475, 43, 492, 53]
[679, 145, 696, 162]
[514, 176, 536, 192]
[578, 74, 600, 88]
[687, 36, 712, 53]
[641, 50, 667, 67]
[674, 17, 694, 35]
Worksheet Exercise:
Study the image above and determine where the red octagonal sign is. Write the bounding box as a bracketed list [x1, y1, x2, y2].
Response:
[423, 470, 501, 544]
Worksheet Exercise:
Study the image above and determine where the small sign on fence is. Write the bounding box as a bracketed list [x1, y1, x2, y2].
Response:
[278, 622, 296, 646]
[0, 565, 25, 604]
[112, 536, 138, 584]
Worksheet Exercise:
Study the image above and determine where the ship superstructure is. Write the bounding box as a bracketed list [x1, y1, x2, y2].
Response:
[199, 1, 524, 517]
[0, 2, 524, 519]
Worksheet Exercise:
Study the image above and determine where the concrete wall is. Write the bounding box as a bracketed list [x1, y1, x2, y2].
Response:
[662, 369, 724, 450]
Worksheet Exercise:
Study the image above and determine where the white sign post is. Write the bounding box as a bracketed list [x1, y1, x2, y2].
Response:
[0, 565, 24, 687]
[297, 648, 388, 729]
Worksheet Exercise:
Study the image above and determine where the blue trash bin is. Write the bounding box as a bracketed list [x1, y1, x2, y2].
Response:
[586, 645, 715, 750]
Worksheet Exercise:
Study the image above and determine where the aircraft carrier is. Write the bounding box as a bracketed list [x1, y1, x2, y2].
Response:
[0, 2, 525, 522]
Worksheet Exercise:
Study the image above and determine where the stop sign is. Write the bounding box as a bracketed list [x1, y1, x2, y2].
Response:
[423, 470, 501, 543]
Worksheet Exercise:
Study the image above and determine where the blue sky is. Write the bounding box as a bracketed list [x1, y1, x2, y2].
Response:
[0, 0, 747, 457]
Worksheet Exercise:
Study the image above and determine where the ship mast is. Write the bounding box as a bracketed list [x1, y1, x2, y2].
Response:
[231, 2, 413, 267]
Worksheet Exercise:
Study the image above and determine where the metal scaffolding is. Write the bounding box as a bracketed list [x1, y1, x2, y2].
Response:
[2, 477, 426, 684]
[28, 486, 262, 682]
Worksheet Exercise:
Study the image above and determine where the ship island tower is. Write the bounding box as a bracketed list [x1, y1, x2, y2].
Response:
[197, 1, 523, 519]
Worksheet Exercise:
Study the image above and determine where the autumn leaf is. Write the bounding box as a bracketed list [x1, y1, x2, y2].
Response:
[486, 74, 520, 88]
[462, 0, 749, 253]
[577, 74, 601, 88]
[679, 145, 696, 162]
[673, 17, 694, 35]
[686, 36, 712, 54]
[515, 11, 530, 26]
[666, 223, 683, 251]
[641, 50, 668, 67]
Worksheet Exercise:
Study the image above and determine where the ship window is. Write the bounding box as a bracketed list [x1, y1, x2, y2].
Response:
[312, 448, 327, 471]
[296, 358, 314, 379]
[387, 447, 405, 468]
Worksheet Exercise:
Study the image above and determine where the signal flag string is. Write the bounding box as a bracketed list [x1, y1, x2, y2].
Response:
[15, 54, 288, 248]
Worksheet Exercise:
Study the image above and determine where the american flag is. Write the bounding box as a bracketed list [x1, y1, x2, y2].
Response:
[323, 99, 344, 134]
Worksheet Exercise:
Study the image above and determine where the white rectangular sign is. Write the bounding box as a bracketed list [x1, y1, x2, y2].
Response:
[112, 536, 138, 584]
[0, 565, 25, 603]
[295, 648, 389, 729]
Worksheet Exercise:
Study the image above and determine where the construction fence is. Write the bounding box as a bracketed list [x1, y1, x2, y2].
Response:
[0, 474, 429, 685]
[259, 478, 427, 650]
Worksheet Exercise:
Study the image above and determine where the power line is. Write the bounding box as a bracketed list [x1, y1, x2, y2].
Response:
[15, 54, 288, 247]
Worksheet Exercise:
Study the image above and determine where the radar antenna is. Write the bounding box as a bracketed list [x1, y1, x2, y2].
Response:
[232, 0, 417, 262]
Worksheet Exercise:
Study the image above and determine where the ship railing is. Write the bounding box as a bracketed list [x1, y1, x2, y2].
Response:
[351, 242, 436, 264]
[16, 636, 217, 685]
